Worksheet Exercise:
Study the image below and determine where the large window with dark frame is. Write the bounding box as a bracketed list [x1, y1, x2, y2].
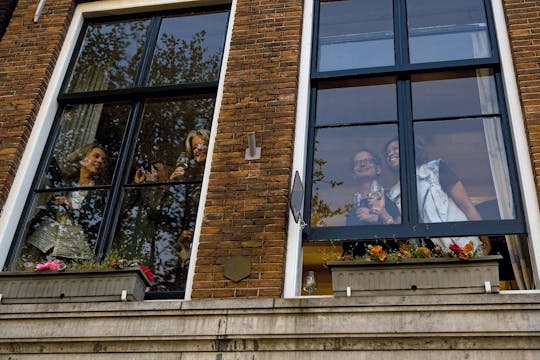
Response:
[5, 5, 230, 298]
[302, 0, 533, 294]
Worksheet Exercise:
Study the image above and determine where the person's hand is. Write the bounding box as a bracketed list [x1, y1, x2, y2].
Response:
[367, 190, 385, 215]
[356, 207, 378, 223]
[134, 169, 146, 184]
[169, 166, 185, 180]
[55, 195, 73, 210]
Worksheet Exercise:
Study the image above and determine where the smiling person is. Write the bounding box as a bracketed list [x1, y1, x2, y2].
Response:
[169, 129, 210, 181]
[24, 143, 109, 264]
[346, 149, 401, 226]
[384, 137, 489, 254]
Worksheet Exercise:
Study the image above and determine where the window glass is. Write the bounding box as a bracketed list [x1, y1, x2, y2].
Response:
[18, 189, 109, 269]
[147, 11, 228, 86]
[129, 98, 214, 184]
[316, 77, 397, 126]
[112, 184, 200, 292]
[407, 0, 491, 63]
[414, 117, 516, 224]
[311, 124, 400, 227]
[411, 68, 499, 119]
[39, 103, 131, 189]
[318, 0, 394, 72]
[66, 19, 151, 92]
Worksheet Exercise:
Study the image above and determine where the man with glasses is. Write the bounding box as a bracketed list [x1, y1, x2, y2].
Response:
[346, 149, 400, 226]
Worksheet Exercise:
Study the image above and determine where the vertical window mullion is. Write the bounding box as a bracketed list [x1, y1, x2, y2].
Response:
[398, 76, 418, 226]
[393, 0, 409, 67]
[304, 87, 319, 230]
[134, 16, 162, 87]
[94, 101, 146, 259]
[311, 0, 321, 75]
[483, 0, 501, 61]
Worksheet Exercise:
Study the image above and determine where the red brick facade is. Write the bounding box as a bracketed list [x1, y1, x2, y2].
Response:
[0, 0, 537, 299]
[192, 0, 303, 298]
[503, 0, 540, 197]
[0, 0, 74, 207]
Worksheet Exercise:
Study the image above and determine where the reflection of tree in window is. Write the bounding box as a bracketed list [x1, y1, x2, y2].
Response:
[67, 20, 150, 92]
[148, 30, 221, 85]
[310, 140, 351, 227]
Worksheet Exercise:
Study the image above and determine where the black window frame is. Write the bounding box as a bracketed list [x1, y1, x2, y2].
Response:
[304, 0, 526, 242]
[6, 5, 231, 299]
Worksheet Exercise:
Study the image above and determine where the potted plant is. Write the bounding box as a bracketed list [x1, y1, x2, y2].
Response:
[0, 254, 153, 304]
[326, 242, 502, 296]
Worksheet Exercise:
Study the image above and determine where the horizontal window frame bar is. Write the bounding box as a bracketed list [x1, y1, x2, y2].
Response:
[58, 82, 219, 104]
[305, 219, 526, 242]
[312, 58, 499, 82]
[35, 185, 112, 193]
[123, 180, 203, 188]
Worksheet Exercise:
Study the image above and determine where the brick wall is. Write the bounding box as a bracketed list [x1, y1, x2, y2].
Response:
[504, 0, 540, 197]
[191, 0, 303, 298]
[0, 0, 74, 208]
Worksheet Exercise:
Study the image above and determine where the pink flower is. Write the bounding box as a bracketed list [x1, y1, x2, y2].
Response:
[35, 260, 62, 272]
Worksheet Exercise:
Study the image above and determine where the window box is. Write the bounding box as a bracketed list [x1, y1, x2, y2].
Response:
[327, 255, 502, 296]
[0, 268, 151, 304]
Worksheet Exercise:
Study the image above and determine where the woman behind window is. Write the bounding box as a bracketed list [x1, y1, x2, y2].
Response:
[22, 143, 108, 265]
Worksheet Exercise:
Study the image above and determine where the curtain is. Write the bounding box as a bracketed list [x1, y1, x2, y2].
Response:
[54, 66, 107, 173]
[473, 39, 533, 288]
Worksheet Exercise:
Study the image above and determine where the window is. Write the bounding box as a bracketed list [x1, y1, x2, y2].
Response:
[5, 5, 230, 299]
[0, 0, 17, 41]
[303, 0, 530, 293]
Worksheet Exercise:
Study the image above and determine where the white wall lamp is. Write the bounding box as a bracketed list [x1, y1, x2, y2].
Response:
[33, 0, 47, 23]
[245, 131, 261, 160]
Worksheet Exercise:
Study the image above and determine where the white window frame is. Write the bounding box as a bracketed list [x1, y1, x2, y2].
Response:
[283, 0, 540, 298]
[0, 0, 236, 300]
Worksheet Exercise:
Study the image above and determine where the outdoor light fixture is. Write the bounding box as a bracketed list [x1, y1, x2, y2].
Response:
[34, 0, 47, 23]
[245, 131, 261, 160]
[303, 271, 317, 295]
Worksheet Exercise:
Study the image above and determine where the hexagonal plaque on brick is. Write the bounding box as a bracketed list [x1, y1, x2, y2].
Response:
[223, 255, 251, 282]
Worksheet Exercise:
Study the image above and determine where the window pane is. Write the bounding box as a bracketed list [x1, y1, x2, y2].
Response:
[311, 124, 401, 227]
[414, 118, 516, 224]
[39, 103, 131, 189]
[318, 0, 394, 72]
[129, 98, 214, 184]
[147, 11, 228, 86]
[18, 189, 109, 269]
[66, 19, 151, 92]
[316, 77, 396, 126]
[407, 0, 491, 63]
[112, 184, 201, 292]
[411, 69, 499, 119]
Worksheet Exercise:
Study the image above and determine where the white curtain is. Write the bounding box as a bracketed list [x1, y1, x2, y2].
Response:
[54, 66, 107, 173]
[474, 44, 533, 289]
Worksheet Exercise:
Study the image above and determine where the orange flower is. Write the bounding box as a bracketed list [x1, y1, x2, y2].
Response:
[414, 246, 432, 258]
[463, 242, 474, 254]
[370, 245, 384, 255]
[369, 245, 387, 262]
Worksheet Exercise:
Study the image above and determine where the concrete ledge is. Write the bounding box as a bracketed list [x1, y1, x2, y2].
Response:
[1, 294, 539, 358]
